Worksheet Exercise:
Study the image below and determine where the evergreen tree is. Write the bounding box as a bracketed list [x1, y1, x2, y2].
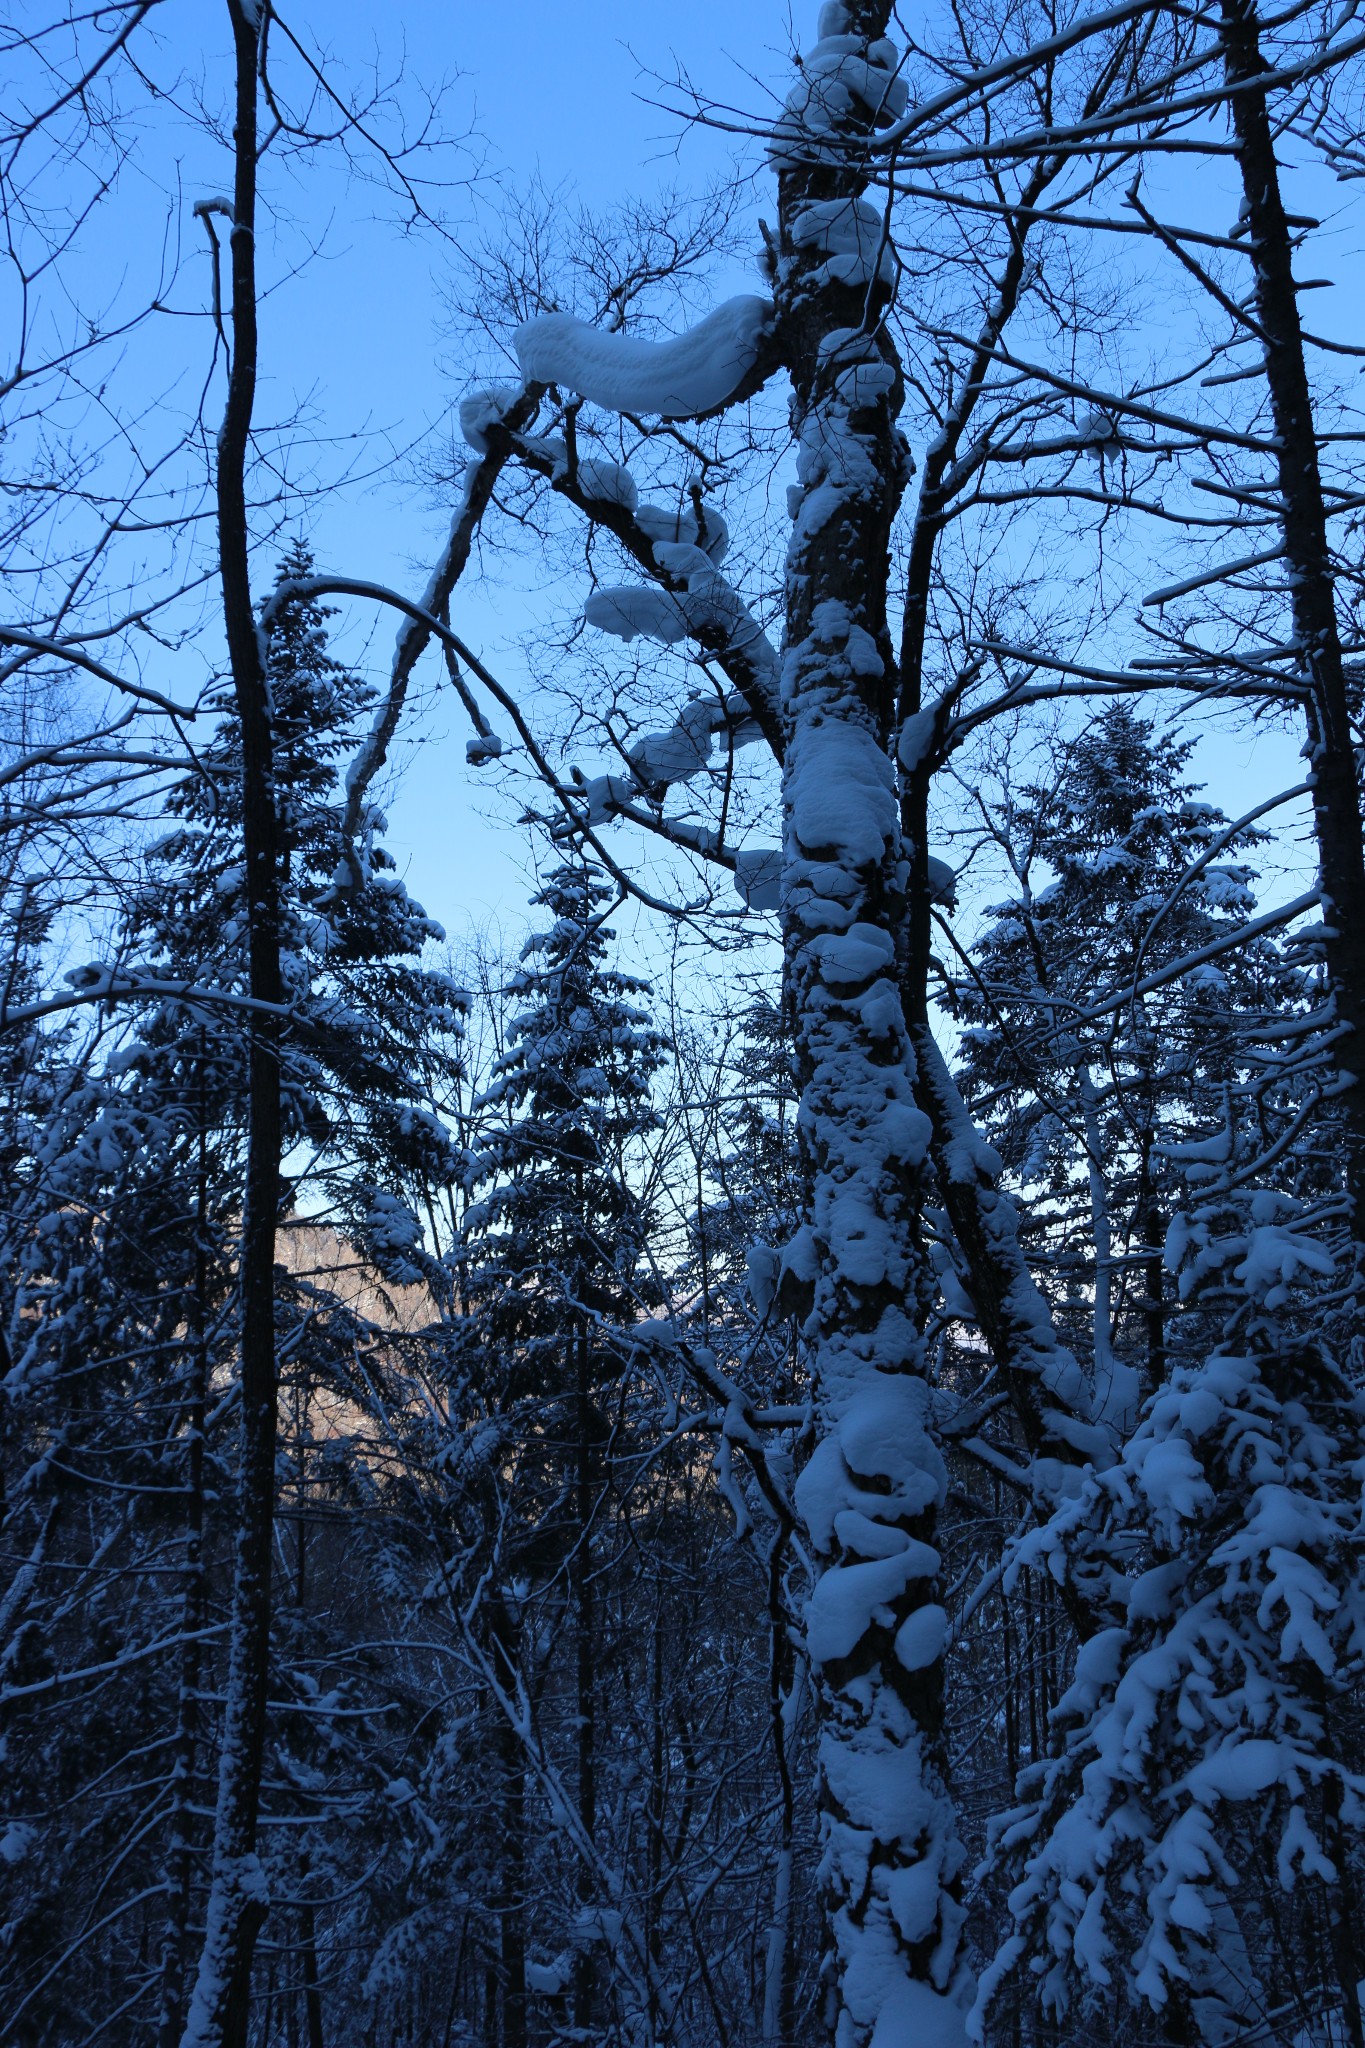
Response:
[974, 1340, 1365, 2048]
[0, 546, 469, 2044]
[446, 861, 667, 2044]
[949, 704, 1303, 1422]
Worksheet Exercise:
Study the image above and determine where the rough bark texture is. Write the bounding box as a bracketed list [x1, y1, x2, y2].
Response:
[1221, 0, 1365, 1241]
[775, 5, 968, 2039]
[181, 4, 284, 2040]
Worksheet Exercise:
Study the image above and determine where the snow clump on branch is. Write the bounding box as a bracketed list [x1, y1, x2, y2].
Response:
[514, 296, 774, 419]
[458, 385, 520, 453]
[791, 196, 898, 290]
[769, 20, 908, 168]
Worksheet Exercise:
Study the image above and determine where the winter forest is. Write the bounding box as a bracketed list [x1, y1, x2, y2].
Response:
[8, 0, 1365, 2044]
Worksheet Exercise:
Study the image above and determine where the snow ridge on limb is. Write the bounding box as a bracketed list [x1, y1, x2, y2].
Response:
[514, 295, 775, 420]
[775, 6, 970, 2042]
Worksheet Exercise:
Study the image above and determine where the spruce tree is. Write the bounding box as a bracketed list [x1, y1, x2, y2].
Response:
[0, 545, 469, 2043]
[448, 861, 667, 2044]
[949, 704, 1303, 1422]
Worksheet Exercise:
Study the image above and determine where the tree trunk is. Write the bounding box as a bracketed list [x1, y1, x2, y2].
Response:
[910, 1021, 1109, 1496]
[763, 1650, 803, 2048]
[180, 4, 284, 2040]
[156, 1097, 212, 2048]
[1220, 0, 1365, 1240]
[775, 7, 968, 2038]
[300, 1897, 326, 2048]
[571, 1318, 598, 2035]
[488, 1595, 527, 2048]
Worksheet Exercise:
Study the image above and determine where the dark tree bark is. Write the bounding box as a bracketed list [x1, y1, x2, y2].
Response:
[487, 1594, 527, 2048]
[156, 1095, 212, 2048]
[179, 4, 285, 2041]
[571, 1319, 599, 2036]
[1220, 0, 1365, 1241]
[299, 1895, 325, 2048]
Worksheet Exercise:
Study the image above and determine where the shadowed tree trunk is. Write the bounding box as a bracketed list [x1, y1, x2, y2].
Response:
[1220, 0, 1365, 1245]
[180, 3, 285, 2040]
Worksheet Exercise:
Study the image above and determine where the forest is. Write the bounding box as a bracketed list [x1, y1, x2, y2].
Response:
[3, 0, 1365, 2044]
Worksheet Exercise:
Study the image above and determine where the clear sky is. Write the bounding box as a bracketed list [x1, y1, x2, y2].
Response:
[132, 1, 1343, 957]
[228, 0, 780, 943]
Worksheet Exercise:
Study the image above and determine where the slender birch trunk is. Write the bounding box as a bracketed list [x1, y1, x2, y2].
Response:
[762, 1656, 804, 2048]
[180, 3, 284, 2039]
[775, 6, 969, 2037]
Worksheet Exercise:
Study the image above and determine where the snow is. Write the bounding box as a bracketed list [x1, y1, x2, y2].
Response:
[838, 1376, 944, 1511]
[628, 714, 711, 788]
[927, 856, 958, 906]
[807, 1551, 924, 1663]
[635, 497, 730, 563]
[734, 847, 783, 911]
[979, 1347, 1365, 2038]
[786, 717, 897, 874]
[582, 560, 778, 719]
[458, 384, 519, 453]
[770, 36, 909, 167]
[868, 1981, 969, 2048]
[809, 922, 895, 985]
[834, 1509, 915, 1560]
[575, 455, 638, 511]
[745, 1239, 780, 1314]
[652, 539, 715, 578]
[514, 296, 773, 419]
[898, 709, 937, 771]
[584, 587, 688, 646]
[894, 1603, 948, 1672]
[575, 772, 635, 825]
[0, 1822, 34, 1865]
[821, 1724, 938, 1848]
[791, 196, 897, 289]
[1234, 1222, 1335, 1306]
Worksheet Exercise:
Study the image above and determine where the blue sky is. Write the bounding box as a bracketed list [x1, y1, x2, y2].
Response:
[113, 0, 1345, 957]
[228, 0, 779, 940]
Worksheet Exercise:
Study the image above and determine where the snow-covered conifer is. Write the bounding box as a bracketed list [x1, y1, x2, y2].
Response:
[975, 1340, 1365, 2048]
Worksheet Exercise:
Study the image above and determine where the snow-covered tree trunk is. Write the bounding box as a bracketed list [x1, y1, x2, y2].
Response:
[775, 7, 968, 2038]
[181, 5, 284, 2040]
